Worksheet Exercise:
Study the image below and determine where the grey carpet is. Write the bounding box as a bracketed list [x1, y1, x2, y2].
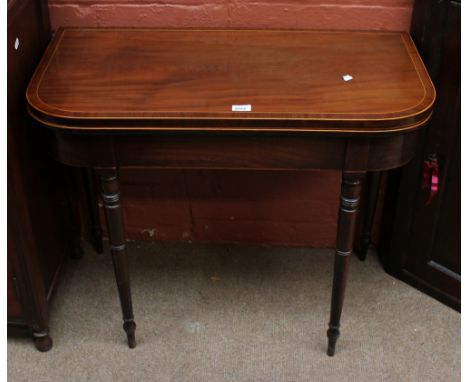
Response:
[8, 242, 460, 382]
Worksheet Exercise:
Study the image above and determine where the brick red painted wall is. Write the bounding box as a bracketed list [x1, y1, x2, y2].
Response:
[51, 0, 414, 247]
[49, 1, 413, 31]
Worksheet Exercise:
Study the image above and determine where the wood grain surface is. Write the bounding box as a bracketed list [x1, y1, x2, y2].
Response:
[27, 28, 435, 133]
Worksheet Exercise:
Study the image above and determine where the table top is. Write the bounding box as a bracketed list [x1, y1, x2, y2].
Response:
[27, 28, 435, 134]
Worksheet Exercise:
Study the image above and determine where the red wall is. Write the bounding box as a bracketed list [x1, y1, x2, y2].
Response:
[51, 0, 414, 247]
[49, 1, 413, 31]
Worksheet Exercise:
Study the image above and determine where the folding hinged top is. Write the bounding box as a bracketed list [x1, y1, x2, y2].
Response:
[27, 28, 435, 134]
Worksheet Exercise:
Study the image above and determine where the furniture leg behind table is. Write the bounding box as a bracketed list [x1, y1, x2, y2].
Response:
[83, 168, 104, 254]
[96, 168, 136, 348]
[356, 171, 382, 261]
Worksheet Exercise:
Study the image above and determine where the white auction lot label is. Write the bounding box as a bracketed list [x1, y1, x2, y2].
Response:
[232, 104, 252, 112]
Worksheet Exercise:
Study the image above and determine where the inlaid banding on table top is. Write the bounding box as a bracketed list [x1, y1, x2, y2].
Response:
[26, 28, 435, 134]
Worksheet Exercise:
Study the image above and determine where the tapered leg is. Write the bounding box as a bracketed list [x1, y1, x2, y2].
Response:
[327, 173, 363, 356]
[357, 171, 382, 261]
[97, 169, 136, 348]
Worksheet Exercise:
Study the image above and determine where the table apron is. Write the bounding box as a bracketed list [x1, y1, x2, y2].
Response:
[49, 130, 420, 172]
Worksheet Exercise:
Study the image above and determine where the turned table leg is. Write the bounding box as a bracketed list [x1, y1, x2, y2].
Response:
[97, 169, 136, 348]
[327, 172, 363, 356]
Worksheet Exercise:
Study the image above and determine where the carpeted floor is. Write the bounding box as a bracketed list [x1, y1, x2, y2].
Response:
[8, 242, 460, 382]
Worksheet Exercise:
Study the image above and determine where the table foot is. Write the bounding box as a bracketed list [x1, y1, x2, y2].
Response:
[326, 326, 339, 356]
[33, 330, 53, 352]
[124, 320, 137, 348]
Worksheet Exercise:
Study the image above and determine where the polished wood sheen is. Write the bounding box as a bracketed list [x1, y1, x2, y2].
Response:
[27, 28, 434, 133]
[26, 28, 435, 354]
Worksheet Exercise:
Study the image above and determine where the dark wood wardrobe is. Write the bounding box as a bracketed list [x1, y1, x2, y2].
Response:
[8, 0, 79, 351]
[380, 0, 460, 310]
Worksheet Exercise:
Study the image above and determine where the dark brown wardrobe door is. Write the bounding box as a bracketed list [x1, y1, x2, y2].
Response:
[380, 0, 460, 310]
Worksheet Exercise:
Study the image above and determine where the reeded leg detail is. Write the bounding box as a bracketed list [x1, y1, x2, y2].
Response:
[98, 169, 136, 349]
[327, 173, 363, 356]
[33, 330, 53, 352]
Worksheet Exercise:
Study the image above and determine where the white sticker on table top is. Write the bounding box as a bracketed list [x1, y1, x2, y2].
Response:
[342, 74, 353, 82]
[232, 104, 252, 112]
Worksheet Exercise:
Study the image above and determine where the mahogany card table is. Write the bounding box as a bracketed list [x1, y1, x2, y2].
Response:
[26, 28, 435, 355]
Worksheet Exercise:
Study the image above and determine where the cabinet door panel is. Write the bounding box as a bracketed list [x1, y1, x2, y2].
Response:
[381, 0, 460, 310]
[8, 0, 76, 343]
